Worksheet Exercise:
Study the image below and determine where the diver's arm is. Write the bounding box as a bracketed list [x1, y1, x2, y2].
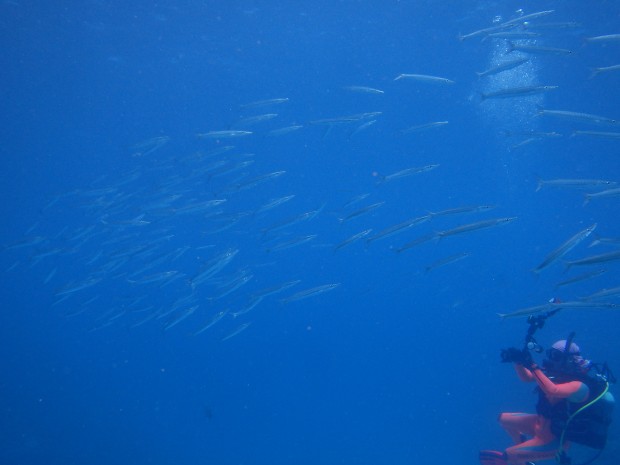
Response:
[514, 363, 535, 382]
[530, 367, 589, 401]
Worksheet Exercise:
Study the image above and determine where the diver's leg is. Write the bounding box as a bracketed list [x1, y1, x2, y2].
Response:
[499, 413, 537, 444]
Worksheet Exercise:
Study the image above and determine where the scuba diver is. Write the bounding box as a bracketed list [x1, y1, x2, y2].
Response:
[480, 311, 615, 465]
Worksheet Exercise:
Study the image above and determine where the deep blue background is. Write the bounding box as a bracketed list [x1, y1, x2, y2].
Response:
[1, 1, 619, 464]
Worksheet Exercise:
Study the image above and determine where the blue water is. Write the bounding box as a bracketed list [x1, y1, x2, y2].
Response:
[1, 1, 619, 464]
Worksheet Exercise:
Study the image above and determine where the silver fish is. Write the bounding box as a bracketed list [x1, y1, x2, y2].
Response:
[584, 187, 620, 205]
[343, 85, 385, 94]
[584, 34, 620, 43]
[536, 178, 617, 192]
[498, 300, 618, 319]
[256, 195, 296, 215]
[476, 57, 530, 77]
[366, 216, 430, 244]
[262, 205, 324, 235]
[589, 64, 620, 79]
[267, 235, 317, 253]
[582, 286, 620, 301]
[481, 85, 557, 101]
[532, 224, 597, 273]
[251, 280, 302, 300]
[572, 130, 620, 140]
[507, 43, 573, 55]
[231, 296, 264, 318]
[233, 113, 278, 127]
[280, 283, 341, 304]
[339, 202, 385, 223]
[565, 250, 620, 270]
[425, 252, 470, 272]
[499, 10, 555, 27]
[164, 305, 198, 331]
[193, 309, 230, 335]
[401, 121, 449, 134]
[378, 164, 439, 183]
[537, 109, 619, 125]
[268, 125, 303, 136]
[240, 98, 289, 108]
[197, 130, 253, 138]
[396, 233, 435, 253]
[435, 217, 517, 238]
[335, 229, 373, 251]
[428, 205, 496, 218]
[131, 136, 170, 157]
[394, 74, 455, 84]
[222, 322, 251, 341]
[554, 269, 606, 289]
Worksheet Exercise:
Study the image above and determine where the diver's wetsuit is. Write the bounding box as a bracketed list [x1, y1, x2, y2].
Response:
[481, 364, 589, 465]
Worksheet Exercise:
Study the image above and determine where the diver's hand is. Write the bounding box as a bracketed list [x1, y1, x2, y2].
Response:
[500, 347, 533, 367]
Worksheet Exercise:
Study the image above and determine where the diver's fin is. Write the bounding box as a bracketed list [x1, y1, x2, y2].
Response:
[479, 450, 508, 465]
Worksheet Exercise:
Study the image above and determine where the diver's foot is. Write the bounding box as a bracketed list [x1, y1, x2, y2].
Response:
[479, 450, 507, 465]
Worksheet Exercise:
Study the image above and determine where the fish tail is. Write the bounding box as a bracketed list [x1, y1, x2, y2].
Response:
[534, 174, 544, 192]
[534, 104, 545, 116]
[582, 194, 591, 206]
